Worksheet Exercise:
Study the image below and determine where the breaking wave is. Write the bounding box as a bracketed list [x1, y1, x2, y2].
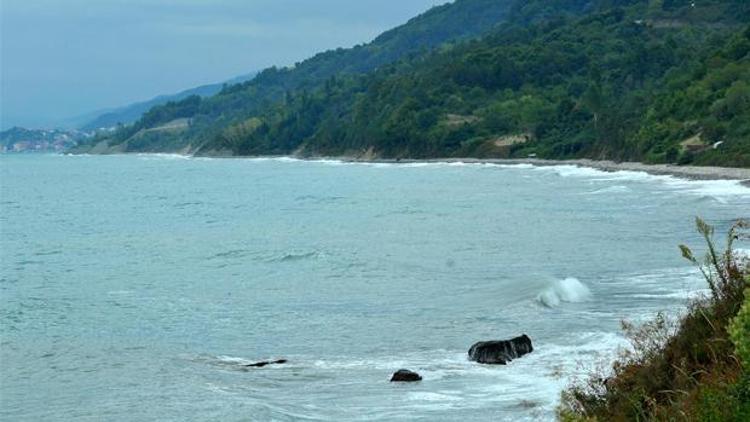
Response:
[538, 278, 592, 308]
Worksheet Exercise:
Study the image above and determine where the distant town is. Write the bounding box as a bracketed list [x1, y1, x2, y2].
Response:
[0, 127, 95, 153]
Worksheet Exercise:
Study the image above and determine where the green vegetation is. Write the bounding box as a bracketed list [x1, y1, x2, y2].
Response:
[730, 287, 750, 370]
[559, 218, 750, 421]
[80, 0, 750, 167]
[79, 0, 524, 152]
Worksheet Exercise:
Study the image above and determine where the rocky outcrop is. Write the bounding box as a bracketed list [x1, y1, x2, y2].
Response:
[390, 369, 422, 382]
[468, 334, 533, 365]
[245, 359, 288, 368]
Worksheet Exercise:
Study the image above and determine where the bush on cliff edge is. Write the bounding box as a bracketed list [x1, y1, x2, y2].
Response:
[559, 218, 749, 421]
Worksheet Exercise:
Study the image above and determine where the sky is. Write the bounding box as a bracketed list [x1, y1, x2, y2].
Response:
[0, 0, 441, 130]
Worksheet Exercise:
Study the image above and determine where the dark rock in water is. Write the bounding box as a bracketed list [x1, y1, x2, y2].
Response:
[245, 359, 288, 368]
[390, 369, 422, 382]
[468, 334, 533, 365]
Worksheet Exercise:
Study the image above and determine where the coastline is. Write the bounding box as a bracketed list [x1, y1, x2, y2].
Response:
[342, 157, 750, 187]
[61, 150, 750, 186]
[341, 156, 750, 186]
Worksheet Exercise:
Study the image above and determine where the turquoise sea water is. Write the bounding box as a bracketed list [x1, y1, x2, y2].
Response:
[1, 154, 749, 421]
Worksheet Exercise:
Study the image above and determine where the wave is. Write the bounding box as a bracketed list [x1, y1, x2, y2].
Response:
[669, 179, 750, 200]
[537, 277, 592, 308]
[586, 185, 631, 195]
[532, 164, 750, 200]
[276, 251, 319, 262]
[533, 165, 667, 184]
[117, 154, 750, 200]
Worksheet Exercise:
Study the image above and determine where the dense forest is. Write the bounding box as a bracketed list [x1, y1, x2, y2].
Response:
[78, 0, 750, 167]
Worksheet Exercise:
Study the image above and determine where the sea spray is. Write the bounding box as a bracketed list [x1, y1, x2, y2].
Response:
[538, 278, 592, 308]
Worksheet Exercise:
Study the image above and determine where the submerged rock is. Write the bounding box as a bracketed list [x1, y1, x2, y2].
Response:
[468, 334, 533, 365]
[390, 369, 422, 382]
[245, 359, 288, 368]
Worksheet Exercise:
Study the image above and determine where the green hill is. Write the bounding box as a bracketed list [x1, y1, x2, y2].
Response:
[78, 0, 750, 167]
[76, 0, 534, 153]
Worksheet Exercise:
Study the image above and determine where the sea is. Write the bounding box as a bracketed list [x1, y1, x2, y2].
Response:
[1, 153, 749, 421]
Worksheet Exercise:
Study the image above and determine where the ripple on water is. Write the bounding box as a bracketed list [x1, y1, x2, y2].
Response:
[2, 154, 748, 421]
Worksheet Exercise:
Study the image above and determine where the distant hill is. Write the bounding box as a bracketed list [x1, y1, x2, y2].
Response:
[79, 73, 256, 131]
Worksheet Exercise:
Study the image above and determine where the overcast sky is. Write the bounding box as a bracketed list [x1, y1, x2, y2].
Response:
[0, 0, 441, 129]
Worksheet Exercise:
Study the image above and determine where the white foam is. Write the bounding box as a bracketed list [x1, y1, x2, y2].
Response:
[536, 165, 610, 179]
[460, 331, 627, 414]
[135, 153, 191, 160]
[661, 178, 750, 199]
[538, 277, 592, 308]
[495, 163, 536, 169]
[531, 164, 750, 199]
[278, 331, 629, 418]
[533, 165, 665, 184]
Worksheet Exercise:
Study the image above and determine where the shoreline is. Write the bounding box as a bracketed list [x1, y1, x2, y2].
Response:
[61, 151, 750, 186]
[340, 157, 750, 186]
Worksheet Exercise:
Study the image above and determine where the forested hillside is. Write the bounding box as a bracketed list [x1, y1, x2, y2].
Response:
[77, 0, 532, 153]
[79, 0, 750, 167]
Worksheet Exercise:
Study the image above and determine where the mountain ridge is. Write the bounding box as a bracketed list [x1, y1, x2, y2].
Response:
[79, 73, 256, 131]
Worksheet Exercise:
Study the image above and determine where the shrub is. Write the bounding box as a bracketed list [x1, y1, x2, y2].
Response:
[730, 286, 750, 369]
[559, 218, 749, 420]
